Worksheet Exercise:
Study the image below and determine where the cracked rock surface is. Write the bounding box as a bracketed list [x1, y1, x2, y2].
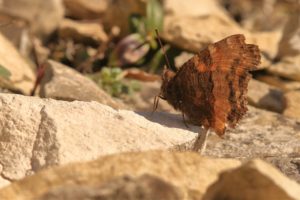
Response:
[0, 94, 196, 187]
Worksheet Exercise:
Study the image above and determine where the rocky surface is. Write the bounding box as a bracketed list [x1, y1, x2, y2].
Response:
[38, 60, 125, 109]
[0, 0, 300, 199]
[203, 159, 300, 200]
[0, 33, 35, 95]
[0, 0, 64, 37]
[248, 79, 284, 113]
[0, 93, 196, 187]
[59, 19, 108, 44]
[162, 0, 281, 59]
[283, 90, 300, 120]
[0, 151, 241, 200]
[268, 55, 300, 82]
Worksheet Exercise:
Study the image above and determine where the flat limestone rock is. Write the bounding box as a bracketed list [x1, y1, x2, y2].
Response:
[203, 159, 300, 200]
[0, 94, 197, 187]
[0, 151, 241, 200]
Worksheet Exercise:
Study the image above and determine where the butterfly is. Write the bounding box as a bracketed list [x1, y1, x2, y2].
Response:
[154, 34, 261, 152]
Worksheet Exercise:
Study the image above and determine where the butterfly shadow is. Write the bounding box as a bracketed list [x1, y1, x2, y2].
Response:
[136, 111, 200, 134]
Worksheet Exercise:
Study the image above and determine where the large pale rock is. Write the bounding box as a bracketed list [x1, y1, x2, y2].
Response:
[0, 151, 241, 200]
[0, 33, 35, 94]
[267, 54, 300, 81]
[203, 159, 300, 200]
[248, 79, 284, 113]
[205, 106, 300, 182]
[283, 90, 300, 120]
[59, 19, 108, 44]
[0, 94, 197, 187]
[39, 60, 125, 109]
[162, 0, 281, 59]
[37, 174, 183, 200]
[0, 0, 64, 37]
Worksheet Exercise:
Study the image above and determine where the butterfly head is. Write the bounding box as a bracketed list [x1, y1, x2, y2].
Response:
[160, 67, 176, 99]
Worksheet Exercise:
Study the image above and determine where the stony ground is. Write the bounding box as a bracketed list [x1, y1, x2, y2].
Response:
[0, 0, 300, 200]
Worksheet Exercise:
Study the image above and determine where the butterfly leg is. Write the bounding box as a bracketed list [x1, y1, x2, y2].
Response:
[182, 112, 189, 128]
[192, 128, 210, 154]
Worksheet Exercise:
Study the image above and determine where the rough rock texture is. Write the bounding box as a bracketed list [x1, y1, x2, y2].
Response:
[162, 0, 281, 59]
[37, 174, 184, 200]
[0, 94, 197, 187]
[39, 60, 125, 109]
[203, 159, 300, 200]
[59, 19, 108, 44]
[0, 33, 35, 95]
[63, 0, 146, 36]
[277, 9, 300, 58]
[283, 90, 300, 120]
[268, 55, 300, 82]
[248, 79, 284, 113]
[0, 0, 64, 37]
[63, 0, 108, 19]
[205, 106, 300, 182]
[0, 151, 241, 200]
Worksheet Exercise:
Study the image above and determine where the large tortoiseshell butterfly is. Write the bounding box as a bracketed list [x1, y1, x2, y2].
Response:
[154, 33, 261, 153]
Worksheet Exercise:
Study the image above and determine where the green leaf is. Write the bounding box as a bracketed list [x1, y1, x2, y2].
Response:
[0, 64, 11, 79]
[145, 0, 163, 33]
[149, 44, 170, 73]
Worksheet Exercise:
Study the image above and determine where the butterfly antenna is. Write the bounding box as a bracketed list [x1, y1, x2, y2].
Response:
[155, 29, 172, 70]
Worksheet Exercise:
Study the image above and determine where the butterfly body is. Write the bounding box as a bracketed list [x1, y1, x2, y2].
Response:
[159, 34, 261, 136]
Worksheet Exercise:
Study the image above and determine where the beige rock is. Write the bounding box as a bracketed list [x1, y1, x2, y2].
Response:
[63, 0, 146, 36]
[256, 75, 300, 91]
[0, 94, 197, 187]
[162, 0, 281, 60]
[38, 60, 124, 109]
[0, 151, 241, 200]
[0, 0, 64, 37]
[248, 79, 284, 113]
[37, 174, 183, 200]
[203, 159, 300, 200]
[267, 55, 300, 81]
[0, 33, 35, 94]
[205, 106, 300, 182]
[123, 81, 176, 112]
[283, 90, 300, 120]
[277, 9, 300, 58]
[59, 19, 108, 44]
[63, 0, 109, 19]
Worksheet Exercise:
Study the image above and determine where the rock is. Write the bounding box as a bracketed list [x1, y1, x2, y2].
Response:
[277, 9, 300, 58]
[0, 33, 35, 95]
[38, 60, 125, 109]
[162, 0, 280, 60]
[37, 174, 183, 200]
[283, 90, 300, 120]
[205, 106, 300, 182]
[0, 0, 64, 37]
[247, 79, 284, 113]
[267, 55, 300, 81]
[0, 151, 241, 199]
[63, 0, 146, 36]
[58, 19, 108, 45]
[203, 159, 300, 200]
[63, 0, 109, 19]
[123, 81, 176, 112]
[0, 94, 198, 187]
[256, 75, 300, 91]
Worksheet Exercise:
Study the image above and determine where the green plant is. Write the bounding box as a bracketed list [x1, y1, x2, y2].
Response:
[0, 65, 11, 79]
[108, 0, 164, 72]
[89, 67, 140, 97]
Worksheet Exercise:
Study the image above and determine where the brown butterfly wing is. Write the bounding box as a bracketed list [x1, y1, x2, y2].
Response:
[169, 34, 260, 136]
